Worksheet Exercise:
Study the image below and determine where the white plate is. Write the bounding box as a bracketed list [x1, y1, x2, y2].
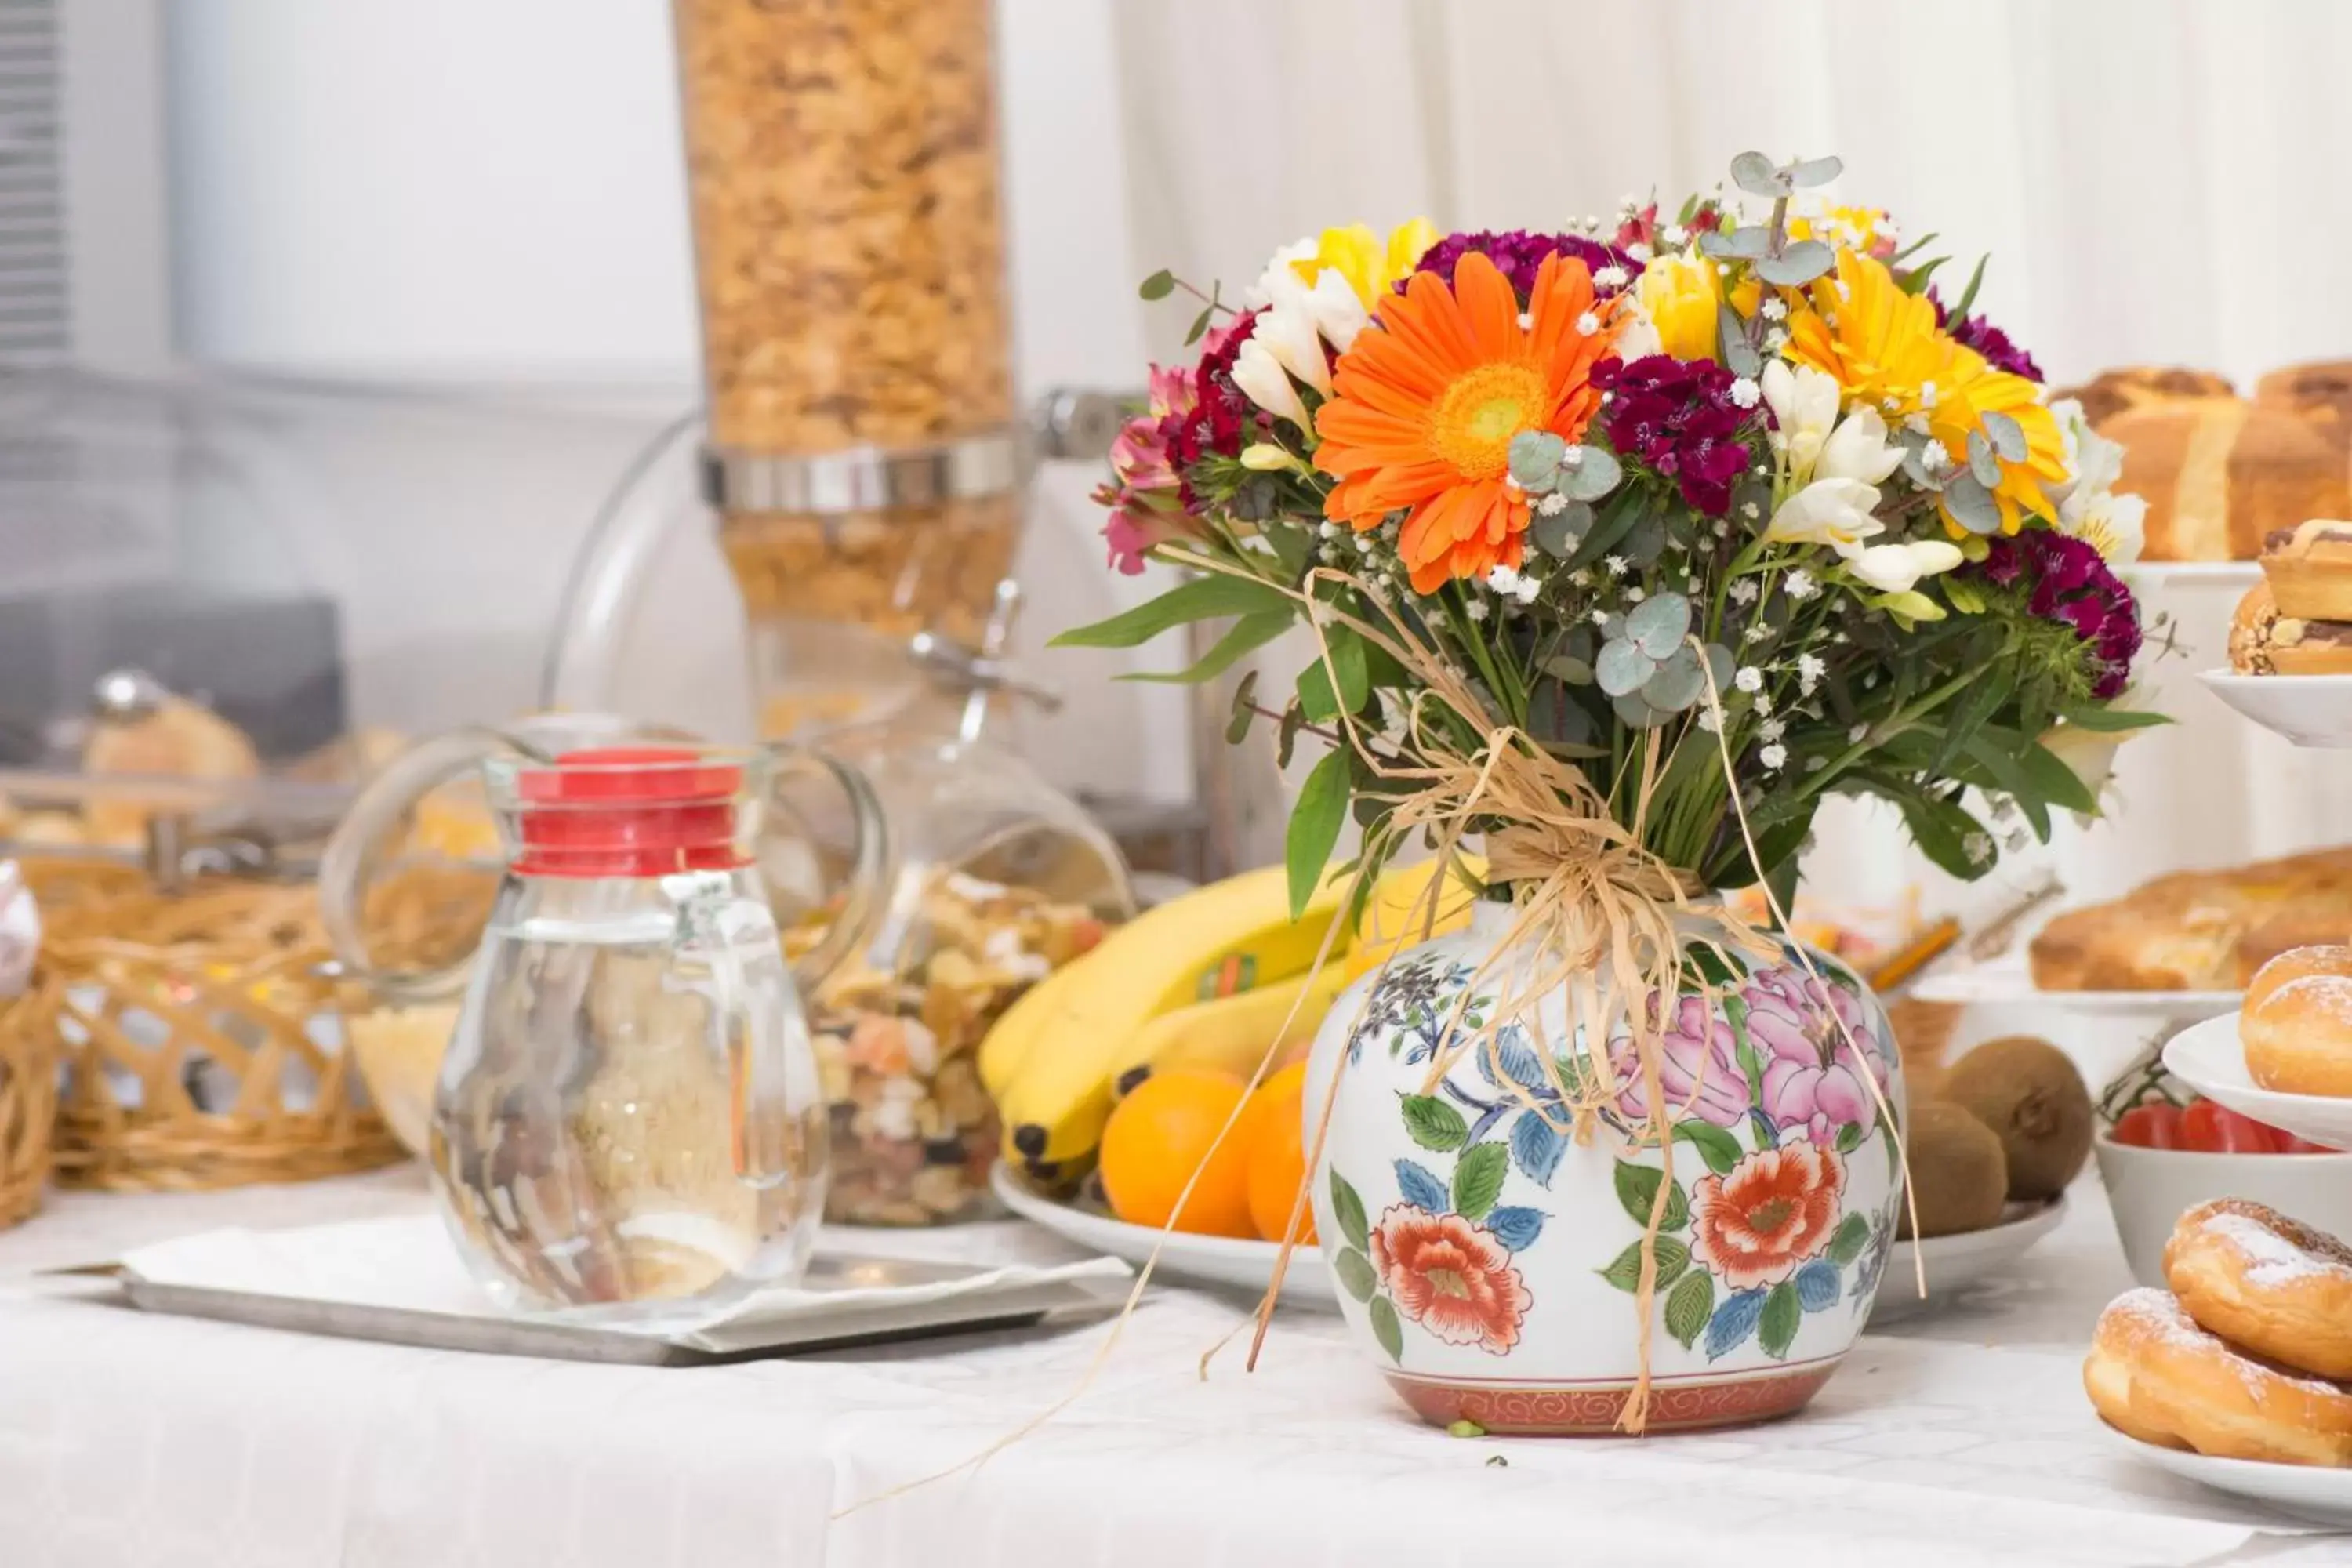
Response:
[2104, 1427, 2352, 1526]
[2200, 669, 2352, 749]
[989, 1162, 1338, 1309]
[1910, 960, 2237, 1022]
[2164, 1012, 2352, 1151]
[2119, 561, 2262, 591]
[1867, 1195, 2069, 1322]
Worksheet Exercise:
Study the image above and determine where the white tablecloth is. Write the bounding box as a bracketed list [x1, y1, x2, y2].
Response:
[0, 1169, 2347, 1568]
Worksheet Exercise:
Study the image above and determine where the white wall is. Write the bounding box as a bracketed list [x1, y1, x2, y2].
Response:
[159, 0, 1192, 804]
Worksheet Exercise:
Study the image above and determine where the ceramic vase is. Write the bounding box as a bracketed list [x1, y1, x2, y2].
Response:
[1304, 901, 1904, 1435]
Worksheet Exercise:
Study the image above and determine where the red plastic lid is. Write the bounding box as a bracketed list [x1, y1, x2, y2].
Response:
[511, 746, 750, 877]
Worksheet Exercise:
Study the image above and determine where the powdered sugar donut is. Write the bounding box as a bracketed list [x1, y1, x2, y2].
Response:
[2085, 1287, 2352, 1466]
[2242, 969, 2352, 1097]
[2167, 1199, 2352, 1379]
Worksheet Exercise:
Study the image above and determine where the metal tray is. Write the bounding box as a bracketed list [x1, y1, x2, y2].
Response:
[82, 1252, 1124, 1367]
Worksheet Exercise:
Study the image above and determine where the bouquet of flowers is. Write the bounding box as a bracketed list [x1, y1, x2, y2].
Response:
[1068, 152, 2156, 921]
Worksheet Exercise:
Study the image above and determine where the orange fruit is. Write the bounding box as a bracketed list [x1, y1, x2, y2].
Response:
[1098, 1069, 1257, 1238]
[1245, 1062, 1319, 1244]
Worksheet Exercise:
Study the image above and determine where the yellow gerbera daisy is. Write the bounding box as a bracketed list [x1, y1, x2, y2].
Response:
[1784, 249, 1953, 426]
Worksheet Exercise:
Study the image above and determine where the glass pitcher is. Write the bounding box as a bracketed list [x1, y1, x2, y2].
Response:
[319, 724, 884, 1324]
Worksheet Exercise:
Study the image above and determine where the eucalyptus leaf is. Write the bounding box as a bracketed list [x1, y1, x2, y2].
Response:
[1966, 430, 2002, 488]
[1899, 446, 1947, 492]
[1531, 499, 1592, 556]
[1595, 638, 1657, 697]
[1940, 473, 2002, 535]
[1138, 268, 1176, 301]
[1642, 645, 1706, 711]
[1508, 430, 1568, 491]
[1697, 229, 1736, 260]
[1543, 655, 1595, 686]
[1982, 410, 2027, 463]
[1730, 151, 1785, 197]
[1557, 446, 1624, 503]
[1625, 592, 1693, 658]
[1723, 226, 1772, 260]
[1529, 680, 1598, 746]
[1622, 515, 1668, 568]
[1719, 306, 1762, 378]
[1704, 642, 1736, 696]
[1783, 154, 1844, 188]
[1612, 691, 1669, 729]
[1753, 240, 1834, 288]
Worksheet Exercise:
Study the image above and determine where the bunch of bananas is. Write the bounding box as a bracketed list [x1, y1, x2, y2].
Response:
[979, 857, 1482, 1188]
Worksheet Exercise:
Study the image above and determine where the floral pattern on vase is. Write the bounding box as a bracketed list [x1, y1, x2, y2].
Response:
[1307, 901, 1904, 1433]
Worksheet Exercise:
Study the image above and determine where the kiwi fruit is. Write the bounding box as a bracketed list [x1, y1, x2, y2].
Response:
[1898, 1102, 2010, 1239]
[1939, 1036, 2092, 1201]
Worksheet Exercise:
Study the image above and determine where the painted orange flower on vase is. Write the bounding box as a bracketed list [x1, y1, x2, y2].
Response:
[1688, 1142, 1845, 1292]
[1314, 251, 1619, 593]
[1369, 1204, 1534, 1354]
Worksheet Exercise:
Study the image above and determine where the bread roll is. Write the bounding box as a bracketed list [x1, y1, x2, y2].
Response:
[2030, 846, 2352, 991]
[2059, 366, 2237, 428]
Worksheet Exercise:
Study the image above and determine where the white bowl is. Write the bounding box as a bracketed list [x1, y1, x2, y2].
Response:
[2164, 1012, 2352, 1150]
[2092, 1126, 2352, 1287]
[2199, 669, 2352, 749]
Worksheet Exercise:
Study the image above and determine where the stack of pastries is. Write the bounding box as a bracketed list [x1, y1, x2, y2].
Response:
[2027, 848, 2352, 993]
[2060, 361, 2352, 562]
[2240, 943, 2352, 1098]
[2087, 1199, 2352, 1465]
[2231, 519, 2352, 675]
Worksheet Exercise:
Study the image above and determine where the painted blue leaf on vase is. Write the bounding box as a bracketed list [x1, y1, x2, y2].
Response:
[1508, 1108, 1567, 1187]
[1394, 1158, 1449, 1212]
[1480, 1027, 1546, 1096]
[1705, 1287, 1769, 1361]
[1794, 1258, 1840, 1312]
[1486, 1206, 1546, 1251]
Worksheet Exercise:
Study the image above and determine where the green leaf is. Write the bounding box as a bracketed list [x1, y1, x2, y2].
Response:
[1400, 1094, 1470, 1152]
[1613, 1160, 1690, 1232]
[1330, 1167, 1370, 1251]
[1599, 1234, 1691, 1293]
[1759, 1280, 1802, 1359]
[1870, 781, 1994, 881]
[1665, 1269, 1715, 1349]
[1753, 240, 1833, 288]
[1896, 255, 1946, 295]
[1556, 446, 1624, 503]
[2019, 738, 2100, 817]
[1982, 410, 2027, 463]
[1138, 268, 1176, 301]
[1718, 305, 1761, 379]
[1225, 671, 1259, 745]
[1943, 575, 1987, 615]
[1672, 1120, 1743, 1176]
[1563, 492, 1645, 572]
[1285, 748, 1350, 920]
[1835, 1122, 1865, 1154]
[1053, 573, 1293, 649]
[1452, 1141, 1509, 1221]
[1959, 730, 2050, 840]
[1184, 304, 1216, 346]
[1123, 608, 1292, 684]
[1784, 154, 1843, 188]
[1827, 1211, 1871, 1265]
[1334, 1248, 1378, 1302]
[1531, 499, 1593, 556]
[1369, 1295, 1404, 1361]
[1276, 702, 1307, 769]
[1965, 430, 2002, 488]
[1949, 253, 1989, 324]
[1729, 150, 1785, 197]
[2056, 705, 2169, 733]
[1940, 473, 2002, 534]
[1624, 592, 1693, 658]
[1297, 629, 1370, 721]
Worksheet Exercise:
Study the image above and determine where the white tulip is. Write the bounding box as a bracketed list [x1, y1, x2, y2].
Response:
[1816, 405, 1904, 487]
[1250, 299, 1332, 396]
[1301, 267, 1372, 351]
[1229, 339, 1312, 430]
[1849, 539, 1965, 593]
[1760, 360, 1842, 478]
[1763, 477, 1885, 556]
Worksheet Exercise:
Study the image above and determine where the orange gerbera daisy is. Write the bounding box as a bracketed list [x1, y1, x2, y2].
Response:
[1313, 251, 1617, 593]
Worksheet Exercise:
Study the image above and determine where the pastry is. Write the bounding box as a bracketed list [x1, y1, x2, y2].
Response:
[2258, 361, 2352, 419]
[2085, 1287, 2352, 1465]
[2166, 1199, 2352, 1380]
[2238, 916, 2352, 978]
[81, 697, 262, 847]
[2231, 582, 2286, 673]
[2230, 578, 2352, 676]
[2101, 397, 2258, 561]
[2060, 365, 2237, 428]
[2263, 520, 2352, 622]
[2241, 971, 2352, 1097]
[2245, 944, 2352, 1014]
[2028, 847, 2352, 992]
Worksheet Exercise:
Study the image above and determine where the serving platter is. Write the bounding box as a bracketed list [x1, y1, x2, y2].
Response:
[2103, 1427, 2352, 1526]
[1910, 960, 2237, 1023]
[990, 1162, 1338, 1308]
[1867, 1195, 2069, 1323]
[2117, 561, 2261, 592]
[2198, 670, 2352, 750]
[2163, 1012, 2352, 1151]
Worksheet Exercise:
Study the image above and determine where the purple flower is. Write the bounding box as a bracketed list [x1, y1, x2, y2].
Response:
[1929, 289, 2045, 382]
[1610, 993, 1749, 1130]
[1973, 532, 2142, 698]
[1589, 354, 1755, 517]
[1410, 230, 1642, 302]
[1740, 967, 1892, 1145]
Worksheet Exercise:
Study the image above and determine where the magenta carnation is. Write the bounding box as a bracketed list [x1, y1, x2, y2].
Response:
[1928, 289, 2044, 383]
[1976, 532, 2141, 698]
[1410, 230, 1640, 302]
[1589, 354, 1755, 517]
[1168, 310, 1267, 510]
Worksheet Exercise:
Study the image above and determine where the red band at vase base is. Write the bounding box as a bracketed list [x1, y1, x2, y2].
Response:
[1384, 1357, 1842, 1435]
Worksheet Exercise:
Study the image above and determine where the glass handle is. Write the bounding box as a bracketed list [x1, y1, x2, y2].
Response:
[766, 745, 887, 993]
[318, 725, 543, 1005]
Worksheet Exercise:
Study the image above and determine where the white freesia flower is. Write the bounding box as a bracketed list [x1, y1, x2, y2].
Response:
[1849, 539, 1965, 593]
[1250, 238, 1375, 356]
[2045, 398, 2145, 564]
[1611, 299, 1663, 361]
[1245, 238, 1317, 310]
[1248, 296, 1332, 396]
[1764, 477, 1885, 557]
[1229, 339, 1312, 430]
[1760, 360, 1841, 477]
[2038, 688, 2151, 818]
[1816, 405, 1904, 487]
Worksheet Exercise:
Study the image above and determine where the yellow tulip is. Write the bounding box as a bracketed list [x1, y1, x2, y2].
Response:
[1292, 219, 1441, 310]
[1633, 246, 1722, 362]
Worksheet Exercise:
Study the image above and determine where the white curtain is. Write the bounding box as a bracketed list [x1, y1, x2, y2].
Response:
[1107, 0, 2352, 923]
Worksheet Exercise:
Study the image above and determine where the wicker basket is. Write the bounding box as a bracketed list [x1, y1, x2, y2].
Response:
[12, 858, 483, 1193]
[0, 982, 56, 1227]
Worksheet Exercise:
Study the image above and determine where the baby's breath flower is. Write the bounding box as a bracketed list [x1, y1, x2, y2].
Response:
[1466, 598, 1490, 622]
[1575, 311, 1601, 336]
[1728, 579, 1759, 605]
[1728, 377, 1761, 409]
[1605, 554, 1630, 577]
[1592, 265, 1629, 289]
[1761, 298, 1788, 321]
[1759, 717, 1786, 742]
[1964, 832, 1994, 867]
[1759, 744, 1788, 770]
[1734, 666, 1763, 694]
[1784, 569, 1818, 601]
[1537, 492, 1569, 516]
[1626, 241, 1653, 263]
[1796, 653, 1826, 695]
